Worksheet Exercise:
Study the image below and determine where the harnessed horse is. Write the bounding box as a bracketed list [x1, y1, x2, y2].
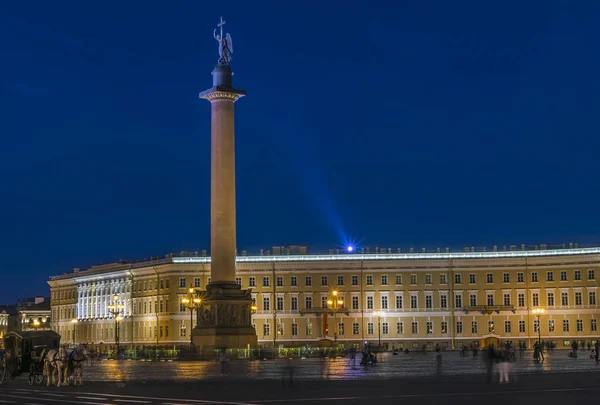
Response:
[66, 346, 85, 386]
[44, 347, 68, 387]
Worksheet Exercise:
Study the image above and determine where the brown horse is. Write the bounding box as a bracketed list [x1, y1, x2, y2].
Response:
[66, 346, 85, 386]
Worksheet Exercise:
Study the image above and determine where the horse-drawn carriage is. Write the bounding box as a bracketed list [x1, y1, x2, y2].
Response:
[0, 330, 61, 384]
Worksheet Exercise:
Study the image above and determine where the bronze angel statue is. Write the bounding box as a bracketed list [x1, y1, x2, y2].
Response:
[214, 17, 233, 65]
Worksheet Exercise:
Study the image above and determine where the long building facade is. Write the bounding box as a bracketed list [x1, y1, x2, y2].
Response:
[48, 247, 600, 351]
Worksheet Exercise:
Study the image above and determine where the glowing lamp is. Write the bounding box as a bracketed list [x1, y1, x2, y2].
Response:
[189, 287, 195, 294]
[327, 300, 333, 306]
[347, 246, 354, 252]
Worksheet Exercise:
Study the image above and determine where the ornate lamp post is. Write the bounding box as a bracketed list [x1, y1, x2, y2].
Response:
[532, 308, 545, 346]
[327, 290, 344, 342]
[71, 319, 78, 344]
[107, 294, 125, 357]
[180, 286, 202, 350]
[373, 310, 383, 347]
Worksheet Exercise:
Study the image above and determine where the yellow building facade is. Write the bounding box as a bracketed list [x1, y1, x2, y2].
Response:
[48, 247, 600, 350]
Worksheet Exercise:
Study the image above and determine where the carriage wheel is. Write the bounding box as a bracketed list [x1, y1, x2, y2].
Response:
[34, 370, 44, 384]
[0, 358, 6, 383]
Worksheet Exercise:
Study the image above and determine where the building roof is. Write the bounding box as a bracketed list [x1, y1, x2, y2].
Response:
[19, 301, 50, 312]
[0, 305, 18, 316]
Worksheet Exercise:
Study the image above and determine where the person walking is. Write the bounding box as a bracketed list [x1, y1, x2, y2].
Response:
[594, 341, 600, 362]
[219, 350, 228, 376]
[486, 344, 495, 384]
[498, 349, 510, 384]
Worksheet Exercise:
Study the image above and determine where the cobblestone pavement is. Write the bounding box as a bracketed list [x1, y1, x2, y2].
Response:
[16, 350, 600, 382]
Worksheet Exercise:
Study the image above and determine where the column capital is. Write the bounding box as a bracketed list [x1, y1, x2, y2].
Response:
[199, 86, 246, 102]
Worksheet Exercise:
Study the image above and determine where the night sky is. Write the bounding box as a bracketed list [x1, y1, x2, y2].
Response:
[1, 1, 600, 303]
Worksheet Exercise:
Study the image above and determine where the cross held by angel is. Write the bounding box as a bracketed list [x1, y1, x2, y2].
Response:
[214, 17, 233, 65]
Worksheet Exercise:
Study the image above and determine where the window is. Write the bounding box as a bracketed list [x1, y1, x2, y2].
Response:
[337, 275, 344, 286]
[410, 274, 417, 284]
[410, 295, 418, 309]
[504, 321, 511, 333]
[503, 273, 510, 283]
[179, 278, 186, 288]
[179, 300, 184, 312]
[440, 274, 447, 284]
[589, 291, 597, 305]
[503, 293, 510, 306]
[561, 292, 568, 306]
[160, 326, 163, 338]
[263, 277, 270, 287]
[574, 270, 581, 281]
[470, 294, 477, 306]
[155, 301, 158, 313]
[425, 274, 432, 284]
[519, 320, 525, 333]
[381, 275, 388, 285]
[160, 300, 163, 313]
[305, 276, 312, 286]
[352, 275, 358, 286]
[381, 296, 389, 309]
[352, 296, 359, 310]
[338, 322, 345, 335]
[471, 321, 478, 334]
[486, 273, 493, 283]
[397, 322, 404, 334]
[531, 272, 538, 282]
[440, 294, 447, 308]
[160, 280, 164, 289]
[547, 292, 554, 306]
[367, 296, 374, 310]
[277, 296, 284, 311]
[488, 321, 495, 333]
[547, 272, 554, 282]
[395, 295, 403, 309]
[591, 319, 597, 332]
[455, 294, 462, 308]
[263, 296, 270, 311]
[277, 324, 284, 336]
[321, 276, 328, 286]
[533, 320, 539, 332]
[353, 322, 359, 335]
[455, 274, 461, 284]
[291, 276, 297, 286]
[560, 271, 567, 281]
[194, 277, 201, 288]
[291, 323, 298, 336]
[291, 296, 298, 311]
[441, 321, 448, 334]
[486, 294, 494, 306]
[426, 321, 433, 334]
[382, 322, 389, 335]
[321, 296, 328, 309]
[395, 274, 402, 285]
[576, 319, 583, 332]
[589, 269, 595, 280]
[306, 323, 312, 335]
[532, 292, 539, 307]
[518, 293, 525, 307]
[166, 279, 170, 288]
[456, 321, 463, 334]
[277, 276, 283, 287]
[575, 291, 582, 305]
[469, 274, 476, 284]
[411, 321, 418, 334]
[425, 295, 432, 309]
[517, 272, 524, 283]
[263, 324, 270, 336]
[367, 322, 374, 335]
[366, 275, 373, 285]
[235, 277, 242, 286]
[249, 277, 256, 287]
[180, 325, 186, 337]
[548, 319, 555, 332]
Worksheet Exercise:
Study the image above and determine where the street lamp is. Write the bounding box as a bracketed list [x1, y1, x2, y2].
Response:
[532, 308, 545, 347]
[373, 310, 383, 347]
[107, 294, 125, 357]
[180, 286, 202, 350]
[71, 319, 78, 344]
[327, 290, 344, 342]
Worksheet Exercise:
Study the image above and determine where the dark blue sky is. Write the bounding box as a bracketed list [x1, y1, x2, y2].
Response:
[1, 1, 599, 303]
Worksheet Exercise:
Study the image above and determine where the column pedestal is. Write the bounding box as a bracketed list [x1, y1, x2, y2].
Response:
[192, 283, 257, 349]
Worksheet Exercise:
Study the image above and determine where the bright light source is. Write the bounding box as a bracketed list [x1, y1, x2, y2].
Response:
[347, 246, 354, 252]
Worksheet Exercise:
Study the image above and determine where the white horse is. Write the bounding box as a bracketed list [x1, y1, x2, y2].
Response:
[44, 347, 68, 387]
[66, 346, 85, 386]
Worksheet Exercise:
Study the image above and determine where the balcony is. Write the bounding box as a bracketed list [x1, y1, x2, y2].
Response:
[299, 308, 350, 316]
[463, 305, 515, 314]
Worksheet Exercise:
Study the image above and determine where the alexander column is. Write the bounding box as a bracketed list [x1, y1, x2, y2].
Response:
[192, 17, 257, 351]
